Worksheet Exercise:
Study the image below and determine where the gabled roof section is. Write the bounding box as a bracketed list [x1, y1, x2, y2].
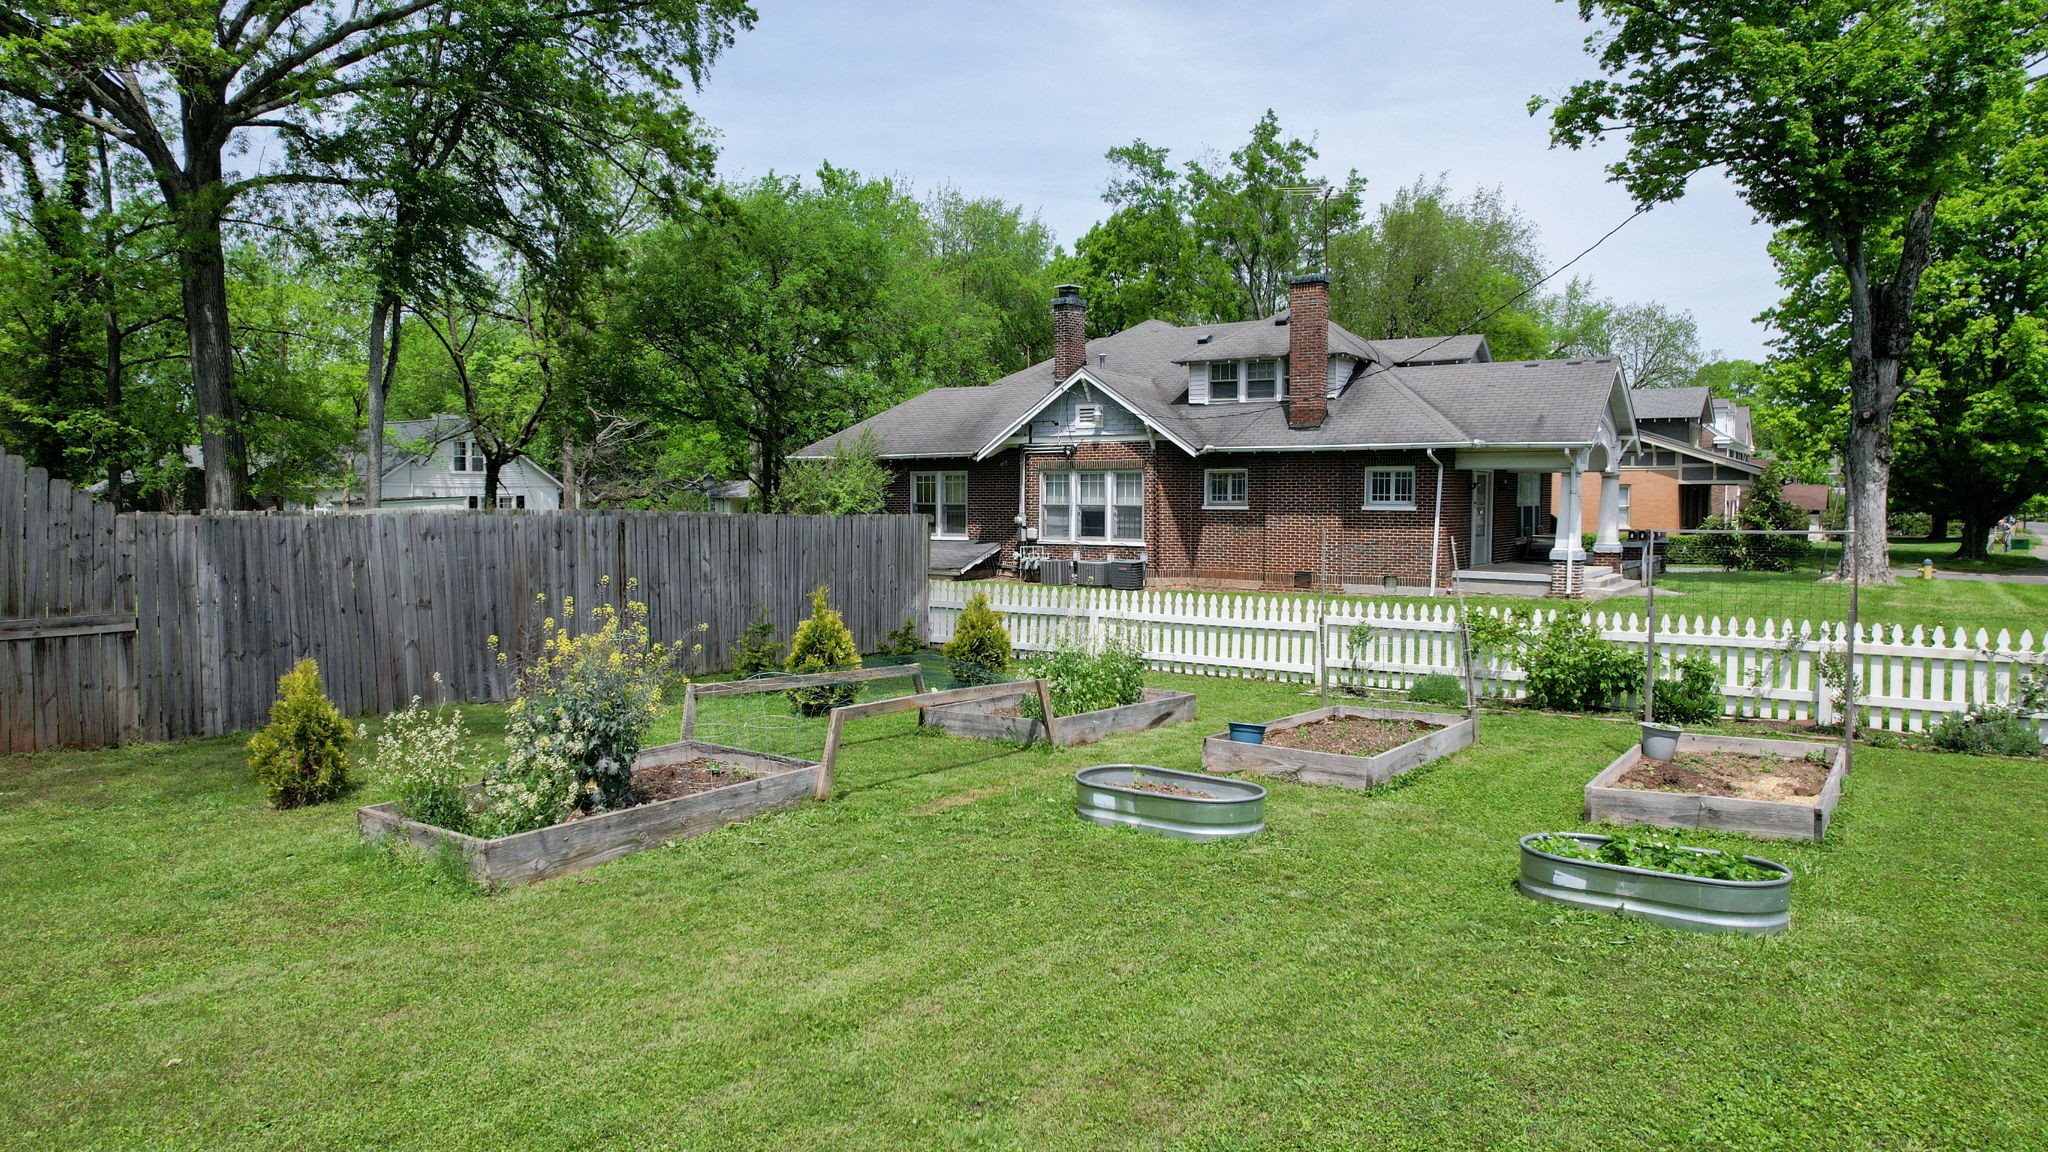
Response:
[971, 366, 1198, 460]
[1365, 334, 1492, 366]
[1634, 429, 1767, 475]
[1630, 385, 1713, 422]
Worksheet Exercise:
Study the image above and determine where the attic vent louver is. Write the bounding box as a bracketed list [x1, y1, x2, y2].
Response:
[1195, 334, 1211, 344]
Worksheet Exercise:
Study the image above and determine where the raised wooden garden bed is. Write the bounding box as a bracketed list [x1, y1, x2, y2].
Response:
[357, 740, 819, 889]
[922, 686, 1196, 746]
[1586, 733, 1848, 841]
[1201, 705, 1475, 789]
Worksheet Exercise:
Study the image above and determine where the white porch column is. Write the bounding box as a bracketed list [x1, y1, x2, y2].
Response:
[1593, 471, 1623, 555]
[1549, 456, 1587, 562]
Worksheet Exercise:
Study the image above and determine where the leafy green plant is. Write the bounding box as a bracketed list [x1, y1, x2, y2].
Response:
[1932, 707, 2042, 757]
[1408, 673, 1466, 707]
[943, 591, 1012, 686]
[1650, 651, 1723, 727]
[247, 658, 354, 809]
[883, 617, 924, 656]
[1463, 607, 1531, 666]
[786, 586, 861, 717]
[731, 605, 784, 679]
[369, 686, 485, 833]
[1022, 628, 1145, 718]
[1528, 829, 1780, 883]
[1523, 612, 1638, 713]
[479, 589, 671, 835]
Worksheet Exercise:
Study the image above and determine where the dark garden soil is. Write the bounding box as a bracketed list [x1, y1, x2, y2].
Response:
[631, 758, 758, 804]
[1128, 778, 1212, 798]
[1618, 751, 1828, 803]
[1265, 716, 1440, 758]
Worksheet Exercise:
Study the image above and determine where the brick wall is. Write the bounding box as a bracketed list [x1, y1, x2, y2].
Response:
[886, 446, 1497, 591]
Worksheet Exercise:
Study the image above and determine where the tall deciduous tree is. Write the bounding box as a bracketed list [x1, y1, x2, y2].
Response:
[0, 0, 750, 508]
[1544, 0, 2044, 582]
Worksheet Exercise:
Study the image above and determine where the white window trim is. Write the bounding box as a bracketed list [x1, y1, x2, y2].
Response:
[1618, 484, 1632, 530]
[1363, 466, 1418, 511]
[1039, 469, 1145, 544]
[1203, 468, 1249, 510]
[912, 470, 970, 539]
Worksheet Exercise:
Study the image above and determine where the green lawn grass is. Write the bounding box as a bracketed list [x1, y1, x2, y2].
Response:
[3, 673, 2044, 1150]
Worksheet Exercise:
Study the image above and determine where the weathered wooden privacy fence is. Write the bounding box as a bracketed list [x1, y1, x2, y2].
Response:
[1, 447, 928, 752]
[929, 580, 2048, 736]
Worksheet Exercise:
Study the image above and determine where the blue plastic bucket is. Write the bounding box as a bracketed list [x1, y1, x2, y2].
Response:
[1227, 722, 1267, 744]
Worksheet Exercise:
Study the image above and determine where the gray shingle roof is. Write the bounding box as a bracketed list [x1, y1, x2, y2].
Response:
[1629, 386, 1712, 421]
[796, 318, 1622, 459]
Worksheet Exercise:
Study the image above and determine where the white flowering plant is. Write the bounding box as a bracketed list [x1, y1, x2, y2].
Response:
[366, 684, 488, 833]
[477, 585, 672, 836]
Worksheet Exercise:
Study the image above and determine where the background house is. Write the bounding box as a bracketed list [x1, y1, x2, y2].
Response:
[321, 416, 562, 510]
[1556, 386, 1763, 531]
[798, 281, 1643, 597]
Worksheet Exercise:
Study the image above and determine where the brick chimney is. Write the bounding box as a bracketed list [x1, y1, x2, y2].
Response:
[1286, 273, 1330, 429]
[1053, 284, 1087, 382]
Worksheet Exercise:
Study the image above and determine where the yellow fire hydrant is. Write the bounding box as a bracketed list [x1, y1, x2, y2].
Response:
[1921, 558, 1935, 580]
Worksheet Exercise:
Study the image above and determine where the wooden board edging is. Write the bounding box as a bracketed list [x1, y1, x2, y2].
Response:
[1584, 733, 1849, 841]
[817, 678, 1055, 799]
[923, 686, 1196, 747]
[1201, 706, 1475, 790]
[356, 739, 819, 889]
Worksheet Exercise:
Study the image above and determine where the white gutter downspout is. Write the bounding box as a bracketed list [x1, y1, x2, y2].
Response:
[1425, 448, 1447, 594]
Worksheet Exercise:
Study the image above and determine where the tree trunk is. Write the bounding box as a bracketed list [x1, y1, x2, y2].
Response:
[1928, 511, 1950, 542]
[171, 191, 241, 511]
[104, 300, 123, 510]
[560, 435, 578, 510]
[364, 298, 387, 508]
[1955, 512, 1992, 561]
[483, 455, 502, 511]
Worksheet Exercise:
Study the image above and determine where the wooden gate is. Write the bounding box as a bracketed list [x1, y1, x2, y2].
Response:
[0, 453, 137, 753]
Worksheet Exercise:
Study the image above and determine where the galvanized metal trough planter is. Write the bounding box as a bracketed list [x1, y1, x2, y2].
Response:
[1518, 832, 1792, 935]
[1200, 705, 1475, 790]
[1073, 764, 1265, 841]
[923, 686, 1196, 746]
[357, 740, 818, 890]
[1587, 733, 1848, 841]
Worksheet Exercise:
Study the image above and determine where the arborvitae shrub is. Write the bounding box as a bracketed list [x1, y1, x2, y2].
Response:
[786, 587, 860, 716]
[248, 659, 354, 808]
[731, 605, 785, 678]
[943, 592, 1012, 685]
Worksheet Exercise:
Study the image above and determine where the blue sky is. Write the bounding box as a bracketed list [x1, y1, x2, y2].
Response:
[690, 1, 1781, 361]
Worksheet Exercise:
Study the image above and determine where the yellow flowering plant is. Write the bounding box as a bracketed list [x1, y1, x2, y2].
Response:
[479, 584, 672, 835]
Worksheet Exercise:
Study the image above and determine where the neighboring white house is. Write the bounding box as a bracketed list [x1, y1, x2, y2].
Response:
[320, 416, 562, 510]
[706, 478, 753, 514]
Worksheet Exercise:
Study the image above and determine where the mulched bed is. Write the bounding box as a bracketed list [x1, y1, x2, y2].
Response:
[1127, 778, 1212, 798]
[631, 758, 758, 804]
[1618, 751, 1828, 803]
[1263, 716, 1441, 758]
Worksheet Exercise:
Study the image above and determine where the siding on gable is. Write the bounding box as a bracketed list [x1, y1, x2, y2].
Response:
[1028, 387, 1147, 439]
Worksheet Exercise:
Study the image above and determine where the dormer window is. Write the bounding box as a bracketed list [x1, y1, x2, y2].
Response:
[1073, 404, 1103, 430]
[1245, 359, 1281, 401]
[1208, 361, 1240, 403]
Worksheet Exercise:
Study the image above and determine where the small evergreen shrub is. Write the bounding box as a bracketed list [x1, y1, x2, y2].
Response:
[943, 591, 1012, 685]
[479, 590, 670, 835]
[883, 617, 924, 656]
[785, 586, 861, 717]
[731, 605, 784, 678]
[1523, 612, 1638, 713]
[1022, 628, 1145, 718]
[1650, 651, 1723, 727]
[248, 658, 354, 809]
[1408, 673, 1466, 708]
[370, 687, 485, 833]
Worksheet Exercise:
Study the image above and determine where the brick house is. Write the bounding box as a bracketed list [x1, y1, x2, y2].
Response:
[1554, 386, 1763, 532]
[795, 278, 1641, 596]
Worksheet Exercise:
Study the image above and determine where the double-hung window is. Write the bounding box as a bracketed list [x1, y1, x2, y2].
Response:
[913, 471, 969, 538]
[1618, 484, 1632, 529]
[1041, 469, 1143, 542]
[1244, 359, 1281, 401]
[1518, 472, 1541, 537]
[1204, 468, 1249, 510]
[452, 439, 484, 472]
[1364, 466, 1417, 510]
[1207, 361, 1240, 403]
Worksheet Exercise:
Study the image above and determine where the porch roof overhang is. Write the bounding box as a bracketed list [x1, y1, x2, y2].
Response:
[1632, 430, 1767, 484]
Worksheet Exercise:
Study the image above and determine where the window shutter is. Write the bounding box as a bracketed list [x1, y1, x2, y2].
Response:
[1187, 363, 1208, 405]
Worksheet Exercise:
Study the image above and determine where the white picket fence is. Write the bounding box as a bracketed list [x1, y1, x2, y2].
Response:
[927, 580, 2048, 735]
